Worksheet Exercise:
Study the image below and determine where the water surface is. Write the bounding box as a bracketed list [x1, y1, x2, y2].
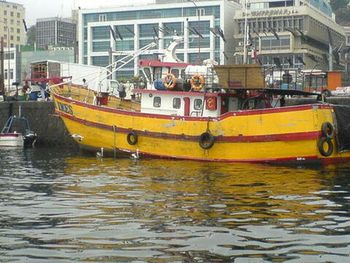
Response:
[0, 148, 350, 262]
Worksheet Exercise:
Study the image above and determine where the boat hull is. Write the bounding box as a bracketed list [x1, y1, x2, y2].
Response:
[0, 133, 24, 147]
[52, 92, 350, 164]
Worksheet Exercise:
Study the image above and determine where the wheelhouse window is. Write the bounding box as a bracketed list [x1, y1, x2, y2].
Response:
[153, 96, 161, 107]
[173, 98, 181, 109]
[171, 68, 179, 78]
[194, 99, 202, 110]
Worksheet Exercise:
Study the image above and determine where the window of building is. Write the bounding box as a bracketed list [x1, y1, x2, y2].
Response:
[17, 12, 20, 18]
[173, 98, 181, 109]
[10, 11, 13, 17]
[4, 10, 7, 15]
[116, 39, 134, 51]
[17, 28, 20, 33]
[17, 36, 20, 41]
[4, 51, 14, 60]
[116, 25, 134, 38]
[91, 56, 109, 67]
[139, 23, 158, 38]
[153, 97, 161, 107]
[4, 69, 13, 80]
[92, 26, 110, 39]
[196, 8, 205, 17]
[99, 14, 107, 22]
[194, 99, 202, 110]
[170, 69, 179, 78]
[92, 41, 111, 52]
[163, 22, 183, 37]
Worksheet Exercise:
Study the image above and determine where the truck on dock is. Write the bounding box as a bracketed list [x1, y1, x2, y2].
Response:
[29, 60, 109, 91]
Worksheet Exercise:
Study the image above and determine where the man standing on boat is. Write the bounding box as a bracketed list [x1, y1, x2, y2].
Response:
[39, 82, 48, 101]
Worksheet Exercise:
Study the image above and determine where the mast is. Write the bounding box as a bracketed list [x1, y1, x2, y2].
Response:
[243, 0, 249, 64]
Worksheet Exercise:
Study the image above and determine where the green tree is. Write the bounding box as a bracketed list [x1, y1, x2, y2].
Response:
[330, 0, 349, 11]
[26, 25, 36, 45]
[335, 7, 350, 25]
[330, 0, 350, 25]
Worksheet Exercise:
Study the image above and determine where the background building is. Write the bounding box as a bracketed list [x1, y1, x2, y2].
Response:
[36, 17, 77, 49]
[234, 0, 345, 71]
[0, 0, 25, 91]
[0, 0, 26, 48]
[78, 0, 240, 80]
[2, 47, 19, 90]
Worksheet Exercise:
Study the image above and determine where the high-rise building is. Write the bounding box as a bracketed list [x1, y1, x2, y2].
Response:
[78, 0, 240, 79]
[0, 0, 26, 48]
[36, 17, 77, 49]
[0, 1, 25, 91]
[234, 0, 345, 71]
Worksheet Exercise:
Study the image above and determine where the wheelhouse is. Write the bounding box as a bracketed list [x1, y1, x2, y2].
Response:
[133, 89, 276, 117]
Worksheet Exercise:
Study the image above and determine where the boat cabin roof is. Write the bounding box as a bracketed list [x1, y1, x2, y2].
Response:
[139, 59, 190, 68]
[133, 88, 229, 97]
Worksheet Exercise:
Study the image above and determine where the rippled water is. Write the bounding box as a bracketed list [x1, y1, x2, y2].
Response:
[0, 148, 350, 262]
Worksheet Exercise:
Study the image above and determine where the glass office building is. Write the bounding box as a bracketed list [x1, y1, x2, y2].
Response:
[78, 0, 240, 79]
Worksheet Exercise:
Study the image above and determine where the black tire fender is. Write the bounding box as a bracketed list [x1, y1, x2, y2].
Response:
[321, 122, 334, 139]
[199, 132, 215, 149]
[318, 137, 333, 157]
[127, 131, 138, 145]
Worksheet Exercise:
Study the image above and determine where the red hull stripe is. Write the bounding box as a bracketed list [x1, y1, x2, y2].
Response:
[81, 144, 350, 164]
[54, 93, 333, 122]
[59, 111, 320, 143]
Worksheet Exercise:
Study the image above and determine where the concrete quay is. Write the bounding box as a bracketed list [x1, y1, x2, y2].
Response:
[0, 101, 75, 147]
[1, 97, 350, 147]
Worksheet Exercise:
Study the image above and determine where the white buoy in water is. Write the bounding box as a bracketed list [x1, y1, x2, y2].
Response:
[97, 147, 104, 158]
[131, 149, 139, 160]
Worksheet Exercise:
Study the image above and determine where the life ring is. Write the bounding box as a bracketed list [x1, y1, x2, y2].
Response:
[318, 137, 333, 157]
[206, 97, 217, 110]
[199, 132, 215, 149]
[190, 74, 205, 91]
[163, 73, 177, 90]
[127, 131, 138, 145]
[321, 122, 334, 139]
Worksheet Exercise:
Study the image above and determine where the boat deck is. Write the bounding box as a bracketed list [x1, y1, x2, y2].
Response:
[51, 84, 141, 111]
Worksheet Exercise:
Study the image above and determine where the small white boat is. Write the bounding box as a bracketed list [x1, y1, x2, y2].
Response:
[0, 115, 37, 147]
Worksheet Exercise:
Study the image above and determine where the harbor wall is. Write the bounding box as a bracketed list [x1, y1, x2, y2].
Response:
[0, 97, 350, 147]
[0, 101, 76, 147]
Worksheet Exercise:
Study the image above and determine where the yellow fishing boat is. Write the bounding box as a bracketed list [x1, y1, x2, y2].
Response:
[49, 37, 350, 164]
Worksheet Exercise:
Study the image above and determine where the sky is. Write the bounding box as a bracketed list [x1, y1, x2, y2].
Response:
[14, 0, 153, 26]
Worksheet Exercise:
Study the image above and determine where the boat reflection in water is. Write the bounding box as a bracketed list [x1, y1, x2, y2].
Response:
[54, 156, 350, 262]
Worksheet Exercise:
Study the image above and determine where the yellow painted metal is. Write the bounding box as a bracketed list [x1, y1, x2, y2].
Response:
[52, 85, 350, 162]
